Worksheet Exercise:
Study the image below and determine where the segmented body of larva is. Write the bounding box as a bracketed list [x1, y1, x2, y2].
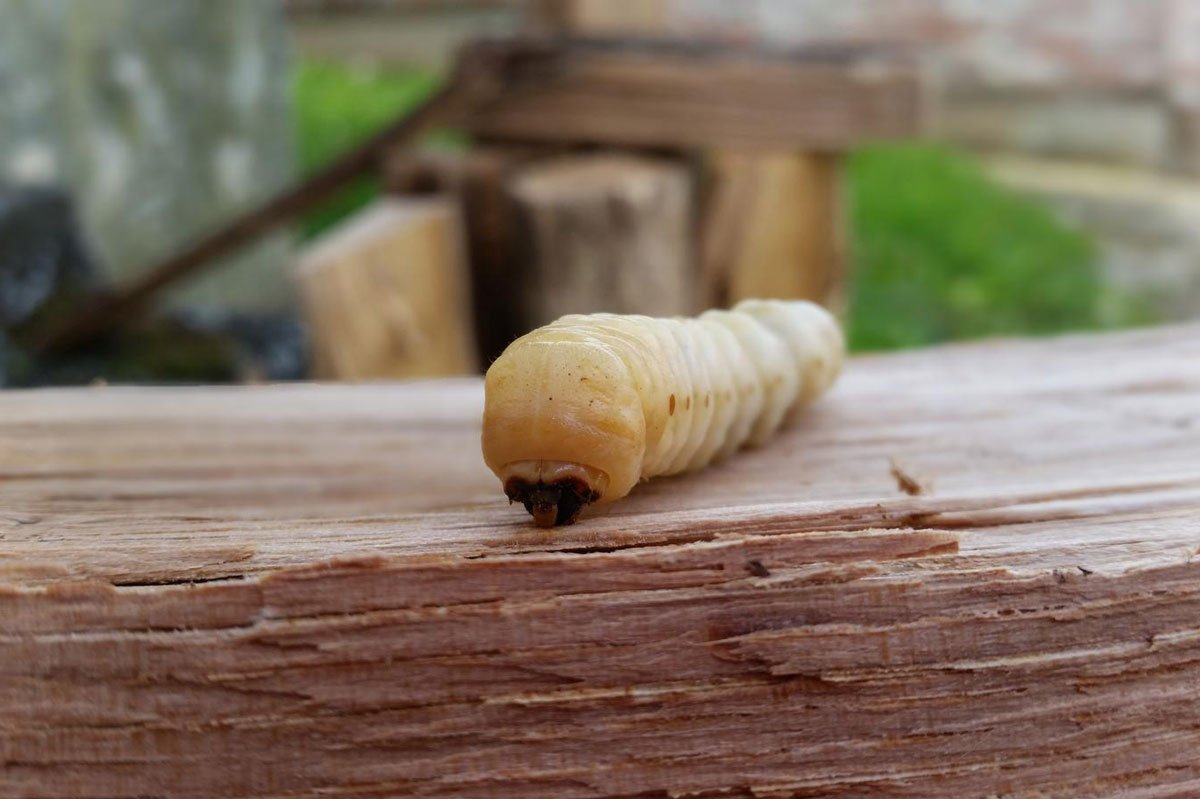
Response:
[482, 299, 844, 526]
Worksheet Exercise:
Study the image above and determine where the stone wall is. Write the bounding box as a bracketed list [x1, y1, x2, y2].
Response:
[0, 0, 296, 311]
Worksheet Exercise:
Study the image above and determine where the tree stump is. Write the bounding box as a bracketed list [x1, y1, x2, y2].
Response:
[293, 197, 476, 380]
[702, 152, 847, 312]
[506, 153, 694, 331]
[385, 146, 547, 366]
[4, 324, 1200, 797]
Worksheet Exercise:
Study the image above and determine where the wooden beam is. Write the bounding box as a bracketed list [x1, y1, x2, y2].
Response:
[463, 37, 920, 151]
[697, 152, 760, 310]
[3, 324, 1200, 796]
[294, 198, 477, 380]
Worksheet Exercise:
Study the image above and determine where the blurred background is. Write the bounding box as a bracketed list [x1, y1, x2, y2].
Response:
[2, 0, 1198, 387]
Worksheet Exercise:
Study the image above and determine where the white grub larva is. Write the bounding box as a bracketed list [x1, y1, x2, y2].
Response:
[481, 299, 845, 527]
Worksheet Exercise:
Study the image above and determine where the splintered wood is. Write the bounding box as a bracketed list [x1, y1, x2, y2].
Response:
[3, 325, 1200, 798]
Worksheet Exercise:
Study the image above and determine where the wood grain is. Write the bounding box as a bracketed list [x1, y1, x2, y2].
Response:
[3, 324, 1200, 797]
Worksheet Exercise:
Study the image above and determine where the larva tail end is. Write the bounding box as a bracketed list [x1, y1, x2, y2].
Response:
[504, 477, 600, 528]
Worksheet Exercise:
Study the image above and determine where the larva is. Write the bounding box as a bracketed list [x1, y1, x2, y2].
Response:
[481, 299, 844, 526]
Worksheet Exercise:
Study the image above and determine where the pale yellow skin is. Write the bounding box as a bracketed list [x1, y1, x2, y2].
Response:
[482, 299, 844, 519]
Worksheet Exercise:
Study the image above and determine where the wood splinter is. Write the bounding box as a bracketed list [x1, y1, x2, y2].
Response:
[482, 299, 845, 526]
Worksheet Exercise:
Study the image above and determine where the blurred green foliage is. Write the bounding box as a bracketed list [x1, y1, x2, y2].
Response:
[847, 144, 1146, 351]
[294, 60, 440, 238]
[295, 61, 1147, 351]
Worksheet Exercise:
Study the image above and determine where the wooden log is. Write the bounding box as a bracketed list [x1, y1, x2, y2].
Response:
[293, 198, 476, 379]
[697, 152, 763, 310]
[702, 152, 847, 311]
[384, 145, 545, 365]
[505, 153, 694, 329]
[4, 323, 1200, 797]
[462, 38, 920, 152]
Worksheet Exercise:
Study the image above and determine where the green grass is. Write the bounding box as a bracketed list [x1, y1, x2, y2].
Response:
[294, 60, 1146, 351]
[847, 144, 1144, 351]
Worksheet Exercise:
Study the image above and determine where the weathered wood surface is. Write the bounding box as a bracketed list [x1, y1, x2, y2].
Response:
[3, 324, 1200, 798]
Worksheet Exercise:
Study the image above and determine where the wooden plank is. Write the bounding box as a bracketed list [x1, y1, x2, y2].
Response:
[697, 150, 759, 309]
[293, 198, 477, 380]
[505, 153, 695, 329]
[3, 324, 1200, 797]
[463, 38, 920, 152]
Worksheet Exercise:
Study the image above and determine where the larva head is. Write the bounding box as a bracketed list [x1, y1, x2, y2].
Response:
[482, 331, 646, 526]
